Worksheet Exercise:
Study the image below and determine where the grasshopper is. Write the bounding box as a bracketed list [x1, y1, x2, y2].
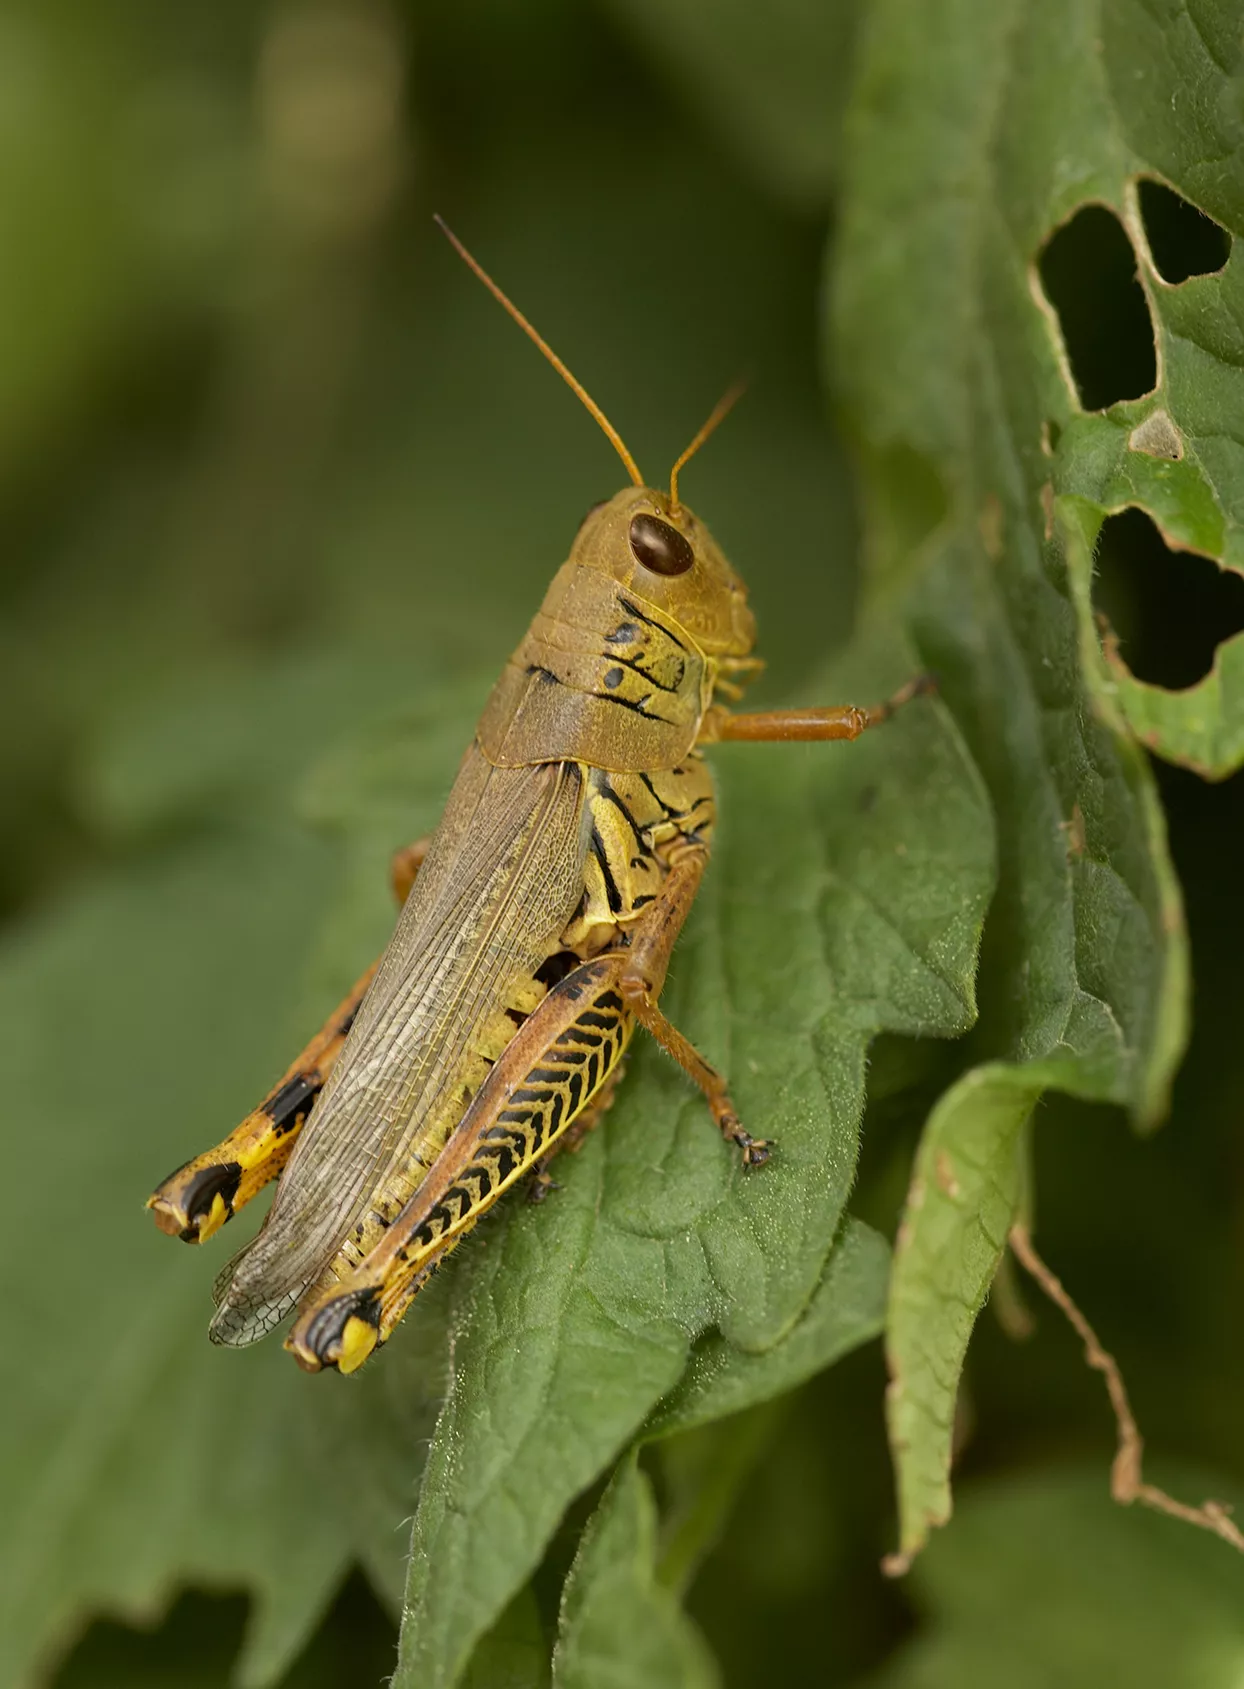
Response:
[148, 220, 930, 1374]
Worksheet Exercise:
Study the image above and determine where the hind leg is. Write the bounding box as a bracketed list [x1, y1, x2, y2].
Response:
[285, 957, 634, 1371]
[617, 844, 772, 1167]
[526, 1061, 627, 1201]
[147, 835, 430, 1243]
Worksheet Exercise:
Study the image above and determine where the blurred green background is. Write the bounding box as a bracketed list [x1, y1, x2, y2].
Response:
[0, 0, 856, 926]
[5, 1, 1244, 1685]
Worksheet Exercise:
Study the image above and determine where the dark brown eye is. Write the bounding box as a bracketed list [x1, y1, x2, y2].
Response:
[629, 513, 694, 576]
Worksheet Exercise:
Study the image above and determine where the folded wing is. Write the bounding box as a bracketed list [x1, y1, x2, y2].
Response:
[210, 747, 589, 1345]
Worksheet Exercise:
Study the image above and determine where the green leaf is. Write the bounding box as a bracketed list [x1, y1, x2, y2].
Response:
[463, 1586, 551, 1689]
[872, 1464, 1244, 1689]
[394, 631, 993, 1689]
[552, 1455, 718, 1689]
[840, 0, 1244, 777]
[832, 0, 1194, 1566]
[642, 1217, 890, 1596]
[0, 662, 462, 1689]
[644, 1216, 890, 1445]
[881, 1067, 1037, 1569]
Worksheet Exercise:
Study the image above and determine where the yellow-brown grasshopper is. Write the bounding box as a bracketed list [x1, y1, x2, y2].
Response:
[148, 221, 930, 1374]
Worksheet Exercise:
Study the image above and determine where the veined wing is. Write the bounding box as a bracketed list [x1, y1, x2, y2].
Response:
[210, 746, 589, 1344]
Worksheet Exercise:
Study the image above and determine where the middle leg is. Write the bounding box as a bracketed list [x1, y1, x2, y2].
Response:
[698, 674, 935, 744]
[617, 844, 771, 1167]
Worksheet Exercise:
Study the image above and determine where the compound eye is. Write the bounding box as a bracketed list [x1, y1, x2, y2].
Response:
[629, 513, 695, 577]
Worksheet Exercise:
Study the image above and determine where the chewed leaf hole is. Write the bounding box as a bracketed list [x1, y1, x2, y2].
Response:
[1037, 206, 1156, 410]
[1138, 179, 1231, 284]
[1093, 508, 1244, 690]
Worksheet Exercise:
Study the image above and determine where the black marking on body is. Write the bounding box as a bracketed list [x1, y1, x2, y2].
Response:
[443, 1184, 472, 1219]
[180, 1162, 242, 1234]
[595, 777, 648, 845]
[487, 1124, 531, 1153]
[609, 650, 687, 693]
[303, 1283, 380, 1362]
[535, 950, 580, 989]
[562, 1025, 605, 1049]
[591, 689, 657, 719]
[590, 831, 624, 914]
[266, 1073, 320, 1134]
[637, 769, 675, 816]
[579, 1009, 616, 1031]
[618, 595, 693, 649]
[337, 1006, 360, 1037]
[634, 780, 710, 834]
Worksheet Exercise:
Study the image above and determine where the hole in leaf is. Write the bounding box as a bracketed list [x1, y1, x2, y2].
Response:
[1093, 507, 1244, 690]
[1138, 179, 1231, 283]
[1037, 206, 1156, 410]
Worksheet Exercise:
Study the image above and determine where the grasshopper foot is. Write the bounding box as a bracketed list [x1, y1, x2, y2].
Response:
[526, 1168, 561, 1205]
[147, 1159, 242, 1243]
[716, 1108, 774, 1169]
[285, 1285, 381, 1374]
[739, 1134, 774, 1168]
[733, 1128, 774, 1169]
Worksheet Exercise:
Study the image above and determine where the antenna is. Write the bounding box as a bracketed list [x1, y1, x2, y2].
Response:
[434, 215, 644, 489]
[668, 381, 745, 515]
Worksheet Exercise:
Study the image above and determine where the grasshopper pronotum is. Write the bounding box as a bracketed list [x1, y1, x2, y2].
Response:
[148, 221, 930, 1374]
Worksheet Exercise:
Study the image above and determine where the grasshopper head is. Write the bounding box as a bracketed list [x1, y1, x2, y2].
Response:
[430, 221, 754, 661]
[569, 487, 757, 661]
